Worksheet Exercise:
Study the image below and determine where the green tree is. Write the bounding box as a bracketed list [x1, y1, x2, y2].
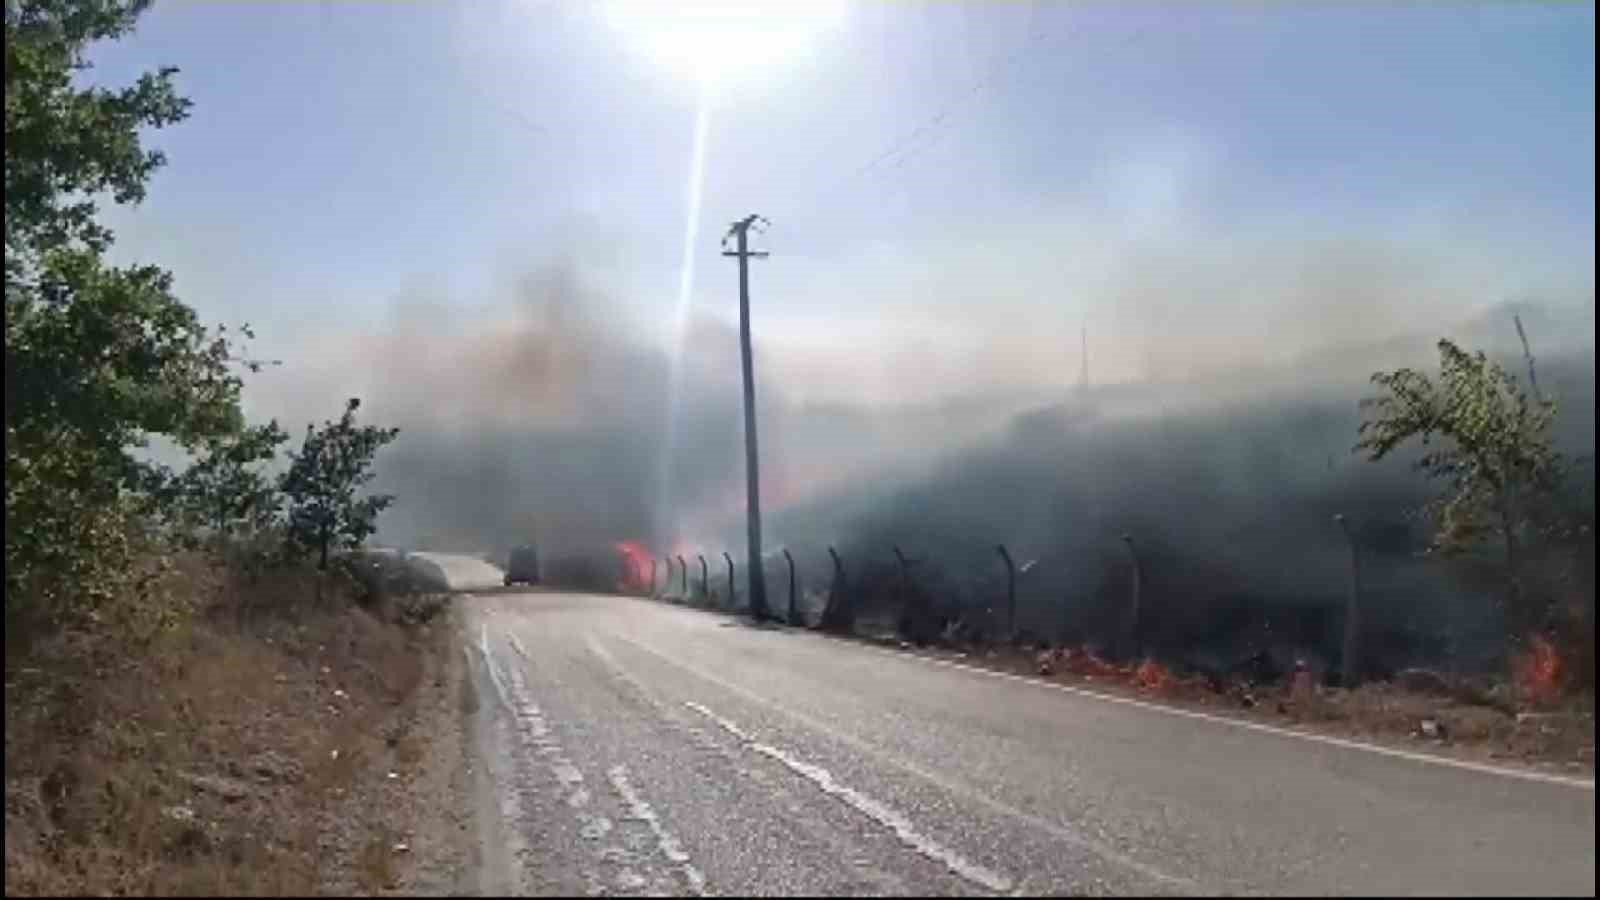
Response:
[280, 399, 399, 570]
[159, 420, 291, 539]
[5, 0, 259, 624]
[1356, 338, 1564, 636]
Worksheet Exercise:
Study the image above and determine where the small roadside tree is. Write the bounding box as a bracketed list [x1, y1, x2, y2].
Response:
[280, 399, 399, 570]
[160, 420, 290, 540]
[1355, 337, 1565, 640]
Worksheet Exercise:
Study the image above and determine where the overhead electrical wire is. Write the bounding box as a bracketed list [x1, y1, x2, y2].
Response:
[767, 8, 1153, 239]
[768, 4, 1070, 234]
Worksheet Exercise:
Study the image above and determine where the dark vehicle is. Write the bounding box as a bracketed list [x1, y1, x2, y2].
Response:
[504, 544, 541, 587]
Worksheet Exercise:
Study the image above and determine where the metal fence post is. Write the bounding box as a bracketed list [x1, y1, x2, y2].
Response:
[996, 544, 1017, 642]
[783, 548, 798, 625]
[823, 546, 847, 630]
[1335, 514, 1362, 687]
[1122, 534, 1142, 660]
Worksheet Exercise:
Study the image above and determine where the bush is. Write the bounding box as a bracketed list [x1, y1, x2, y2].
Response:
[279, 399, 399, 570]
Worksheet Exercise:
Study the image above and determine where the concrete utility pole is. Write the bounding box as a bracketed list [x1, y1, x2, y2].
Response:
[1079, 324, 1089, 395]
[723, 214, 772, 621]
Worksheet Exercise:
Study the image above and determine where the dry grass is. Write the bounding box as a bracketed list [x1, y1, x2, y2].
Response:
[3, 552, 454, 896]
[356, 833, 401, 893]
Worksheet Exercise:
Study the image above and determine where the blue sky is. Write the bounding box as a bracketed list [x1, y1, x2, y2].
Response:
[91, 1, 1594, 407]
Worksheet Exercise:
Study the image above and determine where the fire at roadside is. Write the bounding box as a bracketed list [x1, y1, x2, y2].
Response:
[981, 641, 1595, 771]
[523, 534, 1593, 771]
[612, 540, 655, 593]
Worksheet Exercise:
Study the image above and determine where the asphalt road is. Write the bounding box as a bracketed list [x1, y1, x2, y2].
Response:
[457, 589, 1595, 897]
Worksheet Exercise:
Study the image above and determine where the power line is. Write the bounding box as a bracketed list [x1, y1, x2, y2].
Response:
[442, 42, 551, 138]
[770, 6, 1074, 233]
[768, 10, 1153, 239]
[848, 10, 1056, 182]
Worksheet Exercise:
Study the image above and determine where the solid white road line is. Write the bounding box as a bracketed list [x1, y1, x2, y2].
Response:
[855, 643, 1596, 791]
[617, 593, 1595, 790]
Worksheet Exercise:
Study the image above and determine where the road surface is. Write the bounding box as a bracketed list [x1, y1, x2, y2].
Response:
[457, 589, 1595, 896]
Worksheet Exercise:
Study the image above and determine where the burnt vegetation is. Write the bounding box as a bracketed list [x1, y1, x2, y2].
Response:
[720, 331, 1596, 706]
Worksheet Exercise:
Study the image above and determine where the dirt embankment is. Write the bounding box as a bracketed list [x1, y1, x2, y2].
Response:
[4, 557, 479, 896]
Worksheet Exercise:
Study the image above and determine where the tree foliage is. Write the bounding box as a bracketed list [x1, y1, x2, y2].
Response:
[1356, 337, 1565, 632]
[4, 0, 258, 624]
[157, 419, 291, 539]
[280, 399, 399, 570]
[4, 0, 190, 269]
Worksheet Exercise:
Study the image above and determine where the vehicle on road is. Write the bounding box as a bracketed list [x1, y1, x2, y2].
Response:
[504, 543, 541, 587]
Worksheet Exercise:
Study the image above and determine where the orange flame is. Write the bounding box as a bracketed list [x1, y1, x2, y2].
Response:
[1513, 634, 1563, 705]
[1045, 646, 1129, 679]
[613, 540, 654, 592]
[1134, 659, 1175, 693]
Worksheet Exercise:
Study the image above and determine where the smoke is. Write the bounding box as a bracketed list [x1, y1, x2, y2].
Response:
[235, 251, 1052, 559]
[232, 219, 1592, 671]
[758, 306, 1594, 673]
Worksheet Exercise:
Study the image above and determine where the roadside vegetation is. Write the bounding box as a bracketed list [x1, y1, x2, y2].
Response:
[4, 2, 463, 893]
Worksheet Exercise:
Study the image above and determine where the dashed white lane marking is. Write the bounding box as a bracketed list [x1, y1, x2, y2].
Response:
[503, 665, 598, 816]
[587, 635, 928, 896]
[616, 633, 1196, 893]
[483, 625, 632, 894]
[490, 624, 706, 894]
[606, 764, 708, 896]
[479, 623, 514, 714]
[686, 700, 1014, 894]
[850, 642, 1597, 791]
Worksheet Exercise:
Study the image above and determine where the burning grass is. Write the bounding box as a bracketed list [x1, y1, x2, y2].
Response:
[641, 580, 1593, 770]
[1513, 634, 1565, 707]
[989, 640, 1592, 771]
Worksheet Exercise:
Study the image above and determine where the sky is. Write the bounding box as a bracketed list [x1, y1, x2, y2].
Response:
[83, 2, 1596, 554]
[49, 0, 1590, 645]
[87, 1, 1593, 404]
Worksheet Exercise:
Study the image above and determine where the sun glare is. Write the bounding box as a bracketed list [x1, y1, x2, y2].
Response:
[604, 0, 848, 86]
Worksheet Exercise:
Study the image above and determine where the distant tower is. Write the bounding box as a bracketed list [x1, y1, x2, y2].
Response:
[1078, 324, 1089, 395]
